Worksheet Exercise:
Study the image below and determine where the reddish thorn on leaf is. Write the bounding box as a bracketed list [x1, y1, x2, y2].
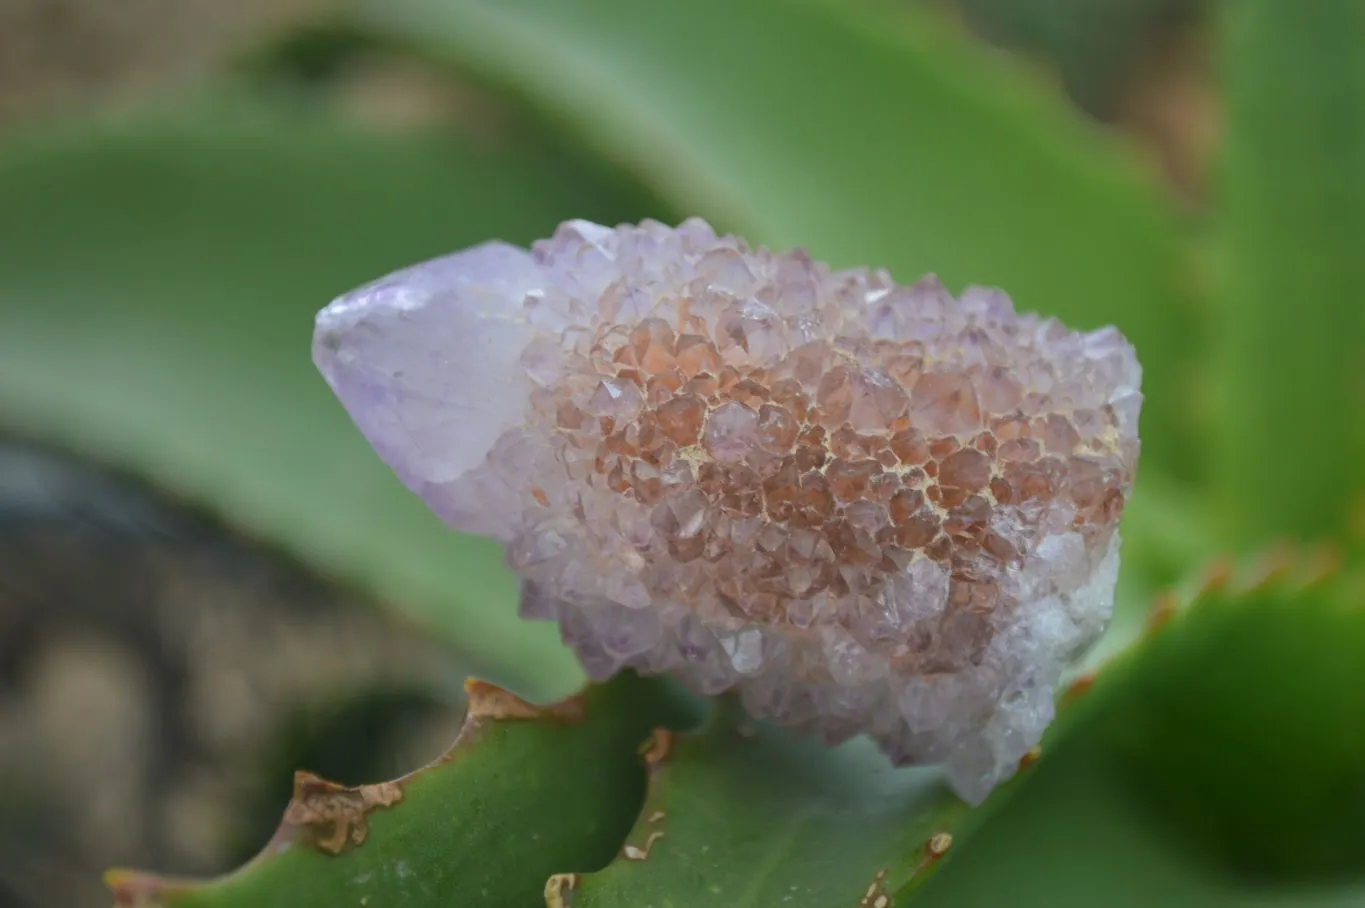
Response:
[1197, 555, 1236, 597]
[1241, 542, 1297, 593]
[1061, 672, 1096, 705]
[640, 728, 674, 768]
[1297, 543, 1344, 590]
[1144, 591, 1180, 635]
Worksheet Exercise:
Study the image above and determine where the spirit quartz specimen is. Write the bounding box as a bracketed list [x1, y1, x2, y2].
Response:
[314, 218, 1141, 802]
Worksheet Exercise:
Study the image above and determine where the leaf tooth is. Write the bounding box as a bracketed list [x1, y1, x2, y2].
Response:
[1143, 590, 1181, 636]
[1060, 671, 1097, 707]
[926, 832, 954, 858]
[1290, 541, 1345, 594]
[1230, 540, 1298, 595]
[637, 727, 674, 770]
[281, 771, 404, 855]
[463, 677, 587, 723]
[544, 873, 580, 908]
[1180, 541, 1349, 604]
[621, 830, 667, 862]
[1194, 553, 1237, 598]
[900, 830, 955, 891]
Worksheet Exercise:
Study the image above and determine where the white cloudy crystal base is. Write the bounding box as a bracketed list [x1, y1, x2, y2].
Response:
[532, 532, 1117, 803]
[314, 217, 1141, 804]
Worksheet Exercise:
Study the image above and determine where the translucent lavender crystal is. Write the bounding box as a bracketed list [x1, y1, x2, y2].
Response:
[314, 218, 1142, 803]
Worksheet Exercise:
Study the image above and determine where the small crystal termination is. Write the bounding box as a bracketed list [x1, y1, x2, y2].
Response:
[313, 218, 1142, 803]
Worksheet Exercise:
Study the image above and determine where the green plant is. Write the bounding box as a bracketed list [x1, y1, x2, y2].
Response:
[1, 0, 1361, 905]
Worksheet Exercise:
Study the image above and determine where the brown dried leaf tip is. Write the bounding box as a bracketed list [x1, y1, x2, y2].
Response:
[639, 727, 674, 769]
[545, 873, 580, 908]
[283, 771, 403, 855]
[464, 678, 588, 723]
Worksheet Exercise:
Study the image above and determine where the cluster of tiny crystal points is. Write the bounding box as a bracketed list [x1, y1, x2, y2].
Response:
[313, 217, 1142, 803]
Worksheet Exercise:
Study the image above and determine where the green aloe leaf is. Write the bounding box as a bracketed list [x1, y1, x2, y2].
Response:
[0, 92, 666, 697]
[1212, 0, 1365, 544]
[347, 0, 1199, 480]
[107, 673, 700, 908]
[565, 704, 969, 907]
[562, 552, 1365, 907]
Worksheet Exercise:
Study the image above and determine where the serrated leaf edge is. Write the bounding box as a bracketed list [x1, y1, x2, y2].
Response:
[104, 678, 592, 907]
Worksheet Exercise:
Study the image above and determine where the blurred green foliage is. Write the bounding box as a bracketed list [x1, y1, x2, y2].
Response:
[0, 0, 1361, 905]
[1212, 1, 1365, 544]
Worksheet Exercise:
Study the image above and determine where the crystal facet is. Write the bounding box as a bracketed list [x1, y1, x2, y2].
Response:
[313, 218, 1143, 803]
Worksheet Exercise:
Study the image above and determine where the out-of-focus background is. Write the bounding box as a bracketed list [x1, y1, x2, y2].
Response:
[0, 0, 1214, 193]
[0, 0, 1344, 905]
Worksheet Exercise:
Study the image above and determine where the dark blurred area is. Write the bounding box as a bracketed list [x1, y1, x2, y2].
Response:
[0, 0, 1215, 197]
[0, 0, 1212, 906]
[949, 0, 1213, 204]
[0, 437, 464, 908]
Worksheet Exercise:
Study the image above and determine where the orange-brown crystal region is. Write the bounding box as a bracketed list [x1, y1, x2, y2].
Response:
[529, 314, 1132, 667]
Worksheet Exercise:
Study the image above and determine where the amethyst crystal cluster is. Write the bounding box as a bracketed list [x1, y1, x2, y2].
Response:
[314, 218, 1141, 802]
